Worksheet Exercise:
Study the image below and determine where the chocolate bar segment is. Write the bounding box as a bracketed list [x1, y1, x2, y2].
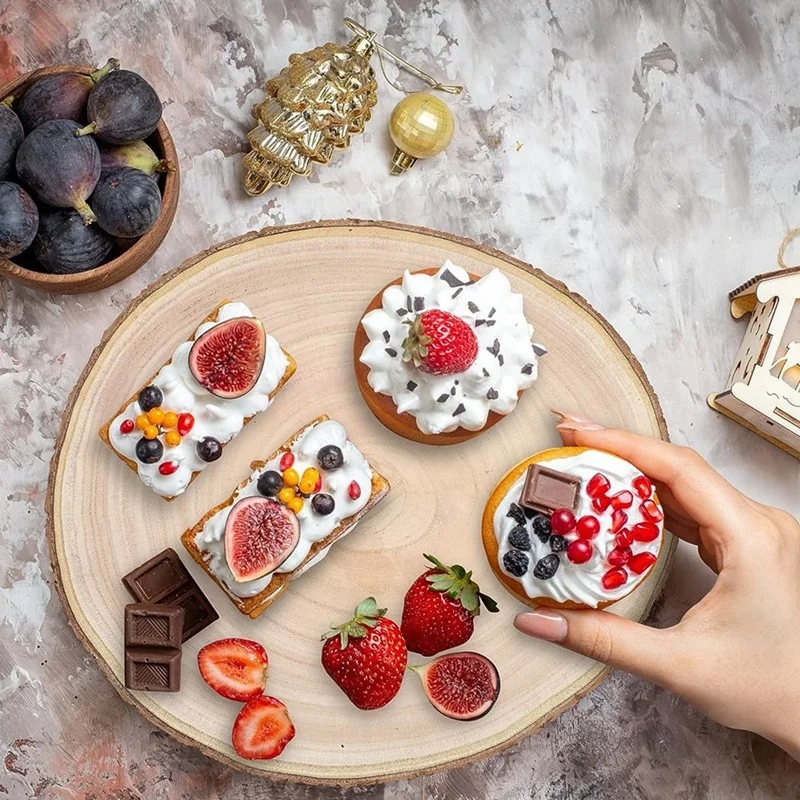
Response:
[520, 464, 581, 515]
[125, 603, 183, 649]
[125, 647, 182, 692]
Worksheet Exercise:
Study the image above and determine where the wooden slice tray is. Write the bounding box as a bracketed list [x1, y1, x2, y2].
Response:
[47, 220, 674, 786]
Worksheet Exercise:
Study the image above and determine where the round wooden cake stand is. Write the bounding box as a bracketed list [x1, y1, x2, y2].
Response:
[47, 220, 674, 786]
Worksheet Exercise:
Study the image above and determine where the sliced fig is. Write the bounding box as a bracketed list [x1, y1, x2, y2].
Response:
[189, 317, 266, 399]
[225, 497, 300, 583]
[410, 651, 500, 721]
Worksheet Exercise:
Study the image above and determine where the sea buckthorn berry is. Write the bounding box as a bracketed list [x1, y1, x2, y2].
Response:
[640, 499, 664, 523]
[177, 413, 194, 436]
[615, 530, 633, 548]
[158, 461, 178, 476]
[136, 413, 150, 431]
[288, 496, 304, 514]
[607, 546, 632, 567]
[143, 425, 159, 440]
[314, 474, 322, 493]
[610, 509, 628, 533]
[632, 475, 653, 500]
[550, 508, 576, 534]
[566, 539, 593, 564]
[602, 567, 628, 590]
[592, 494, 612, 513]
[348, 480, 362, 501]
[279, 452, 295, 471]
[147, 407, 165, 425]
[576, 515, 600, 538]
[278, 487, 296, 505]
[299, 467, 320, 495]
[164, 430, 181, 447]
[610, 490, 633, 510]
[119, 419, 135, 434]
[629, 552, 658, 574]
[631, 522, 660, 542]
[162, 411, 178, 429]
[283, 468, 299, 487]
[586, 473, 610, 499]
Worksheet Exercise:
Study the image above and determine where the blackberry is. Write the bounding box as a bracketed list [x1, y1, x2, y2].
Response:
[508, 525, 531, 550]
[533, 554, 561, 580]
[531, 514, 552, 543]
[506, 502, 526, 526]
[549, 535, 568, 552]
[523, 506, 537, 519]
[503, 549, 529, 577]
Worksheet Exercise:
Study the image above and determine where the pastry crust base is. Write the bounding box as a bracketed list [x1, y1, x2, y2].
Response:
[481, 446, 663, 610]
[181, 414, 391, 618]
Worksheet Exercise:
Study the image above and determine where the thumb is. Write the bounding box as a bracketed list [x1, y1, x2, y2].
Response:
[514, 607, 680, 688]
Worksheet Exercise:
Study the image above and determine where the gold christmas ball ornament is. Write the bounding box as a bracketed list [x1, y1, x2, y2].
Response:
[389, 93, 455, 176]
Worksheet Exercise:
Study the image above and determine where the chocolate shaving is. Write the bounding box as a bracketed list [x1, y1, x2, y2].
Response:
[382, 331, 390, 342]
[487, 388, 499, 400]
[467, 301, 479, 313]
[489, 307, 496, 317]
[521, 363, 533, 375]
[440, 268, 468, 288]
[484, 319, 496, 327]
[437, 394, 449, 403]
[385, 348, 397, 357]
[533, 343, 548, 357]
[498, 354, 505, 366]
[451, 288, 463, 299]
[482, 367, 490, 377]
[396, 308, 408, 317]
[475, 319, 485, 326]
[406, 296, 413, 311]
[487, 339, 500, 357]
[452, 403, 466, 416]
[414, 297, 425, 311]
[406, 380, 418, 391]
[450, 386, 456, 395]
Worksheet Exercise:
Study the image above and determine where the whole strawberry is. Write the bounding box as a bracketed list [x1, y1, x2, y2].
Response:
[402, 309, 478, 375]
[401, 554, 499, 656]
[321, 597, 408, 710]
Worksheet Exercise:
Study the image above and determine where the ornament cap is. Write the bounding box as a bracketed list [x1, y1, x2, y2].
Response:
[390, 148, 418, 176]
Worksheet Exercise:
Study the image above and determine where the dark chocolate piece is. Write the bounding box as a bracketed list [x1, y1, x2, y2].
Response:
[406, 380, 417, 391]
[520, 464, 581, 515]
[452, 403, 466, 416]
[385, 348, 397, 357]
[521, 363, 534, 375]
[122, 548, 218, 642]
[437, 393, 449, 403]
[382, 330, 390, 342]
[125, 603, 183, 649]
[487, 388, 499, 400]
[413, 296, 425, 311]
[125, 647, 182, 692]
[467, 301, 479, 313]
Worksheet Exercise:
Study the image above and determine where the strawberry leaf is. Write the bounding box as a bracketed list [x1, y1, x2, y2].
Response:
[460, 585, 479, 613]
[478, 592, 499, 613]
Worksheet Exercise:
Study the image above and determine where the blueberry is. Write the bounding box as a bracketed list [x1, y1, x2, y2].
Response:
[317, 444, 344, 471]
[257, 470, 283, 497]
[135, 436, 163, 464]
[531, 514, 552, 543]
[508, 525, 531, 550]
[506, 502, 526, 526]
[197, 436, 222, 462]
[503, 549, 529, 577]
[533, 554, 561, 580]
[311, 493, 336, 516]
[138, 384, 163, 412]
[549, 535, 568, 552]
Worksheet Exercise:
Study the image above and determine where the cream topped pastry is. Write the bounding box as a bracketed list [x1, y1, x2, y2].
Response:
[358, 262, 545, 438]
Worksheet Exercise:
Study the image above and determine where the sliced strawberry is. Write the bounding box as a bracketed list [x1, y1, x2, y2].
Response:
[232, 695, 295, 760]
[197, 638, 268, 702]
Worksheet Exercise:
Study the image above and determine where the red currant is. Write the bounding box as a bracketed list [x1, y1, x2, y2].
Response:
[641, 500, 664, 523]
[601, 567, 628, 590]
[177, 413, 195, 436]
[592, 494, 612, 513]
[615, 530, 633, 548]
[120, 419, 135, 434]
[158, 461, 179, 476]
[629, 552, 658, 575]
[631, 522, 660, 542]
[280, 452, 295, 471]
[611, 490, 633, 510]
[607, 546, 632, 567]
[348, 480, 361, 500]
[550, 508, 577, 534]
[610, 509, 628, 533]
[576, 515, 601, 538]
[566, 539, 593, 564]
[632, 475, 653, 499]
[586, 473, 610, 498]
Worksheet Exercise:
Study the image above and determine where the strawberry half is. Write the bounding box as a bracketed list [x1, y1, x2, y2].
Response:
[401, 309, 478, 375]
[321, 597, 408, 710]
[232, 695, 295, 760]
[401, 554, 499, 657]
[197, 638, 268, 702]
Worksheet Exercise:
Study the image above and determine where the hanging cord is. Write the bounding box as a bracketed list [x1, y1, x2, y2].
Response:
[777, 226, 800, 270]
[343, 18, 463, 95]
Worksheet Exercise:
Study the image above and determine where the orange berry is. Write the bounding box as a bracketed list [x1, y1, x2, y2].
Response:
[299, 467, 319, 495]
[282, 468, 299, 487]
[136, 414, 150, 431]
[288, 496, 304, 514]
[278, 487, 296, 505]
[162, 411, 178, 429]
[143, 425, 159, 440]
[164, 430, 181, 447]
[147, 407, 165, 425]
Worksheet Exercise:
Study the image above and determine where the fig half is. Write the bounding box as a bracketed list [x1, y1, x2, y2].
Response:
[189, 317, 266, 399]
[225, 497, 300, 583]
[0, 97, 24, 181]
[410, 651, 500, 721]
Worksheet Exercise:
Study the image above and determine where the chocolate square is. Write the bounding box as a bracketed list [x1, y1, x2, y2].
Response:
[125, 603, 183, 649]
[125, 647, 182, 692]
[161, 584, 219, 642]
[520, 464, 581, 515]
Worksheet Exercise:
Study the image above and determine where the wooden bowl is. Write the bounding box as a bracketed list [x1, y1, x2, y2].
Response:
[0, 64, 180, 294]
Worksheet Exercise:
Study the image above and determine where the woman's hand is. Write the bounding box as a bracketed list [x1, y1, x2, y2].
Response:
[513, 411, 800, 760]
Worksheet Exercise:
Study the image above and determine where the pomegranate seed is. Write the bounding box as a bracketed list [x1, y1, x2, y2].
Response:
[629, 552, 658, 575]
[631, 522, 660, 542]
[177, 413, 195, 436]
[348, 480, 361, 500]
[119, 419, 135, 434]
[566, 539, 593, 564]
[601, 567, 628, 590]
[610, 509, 628, 533]
[314, 475, 322, 493]
[576, 515, 601, 538]
[280, 452, 295, 471]
[592, 494, 612, 513]
[611, 490, 633, 510]
[632, 475, 653, 500]
[586, 473, 610, 498]
[158, 461, 179, 475]
[550, 508, 577, 534]
[607, 546, 632, 567]
[615, 530, 633, 548]
[641, 500, 664, 523]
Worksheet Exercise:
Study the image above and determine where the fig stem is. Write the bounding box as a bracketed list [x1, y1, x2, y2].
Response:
[90, 57, 120, 84]
[74, 121, 98, 137]
[155, 159, 177, 173]
[74, 200, 97, 226]
[1, 95, 13, 108]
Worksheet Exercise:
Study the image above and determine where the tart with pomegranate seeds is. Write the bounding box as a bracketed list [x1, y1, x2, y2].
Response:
[482, 446, 665, 610]
[354, 261, 546, 445]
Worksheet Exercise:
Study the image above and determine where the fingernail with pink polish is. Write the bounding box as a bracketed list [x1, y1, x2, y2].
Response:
[513, 609, 568, 642]
[551, 409, 605, 431]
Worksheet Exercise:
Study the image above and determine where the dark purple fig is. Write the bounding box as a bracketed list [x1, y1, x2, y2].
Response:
[99, 140, 174, 180]
[91, 166, 161, 237]
[33, 208, 113, 273]
[0, 97, 24, 180]
[0, 182, 39, 259]
[16, 59, 119, 133]
[16, 120, 100, 224]
[75, 70, 161, 144]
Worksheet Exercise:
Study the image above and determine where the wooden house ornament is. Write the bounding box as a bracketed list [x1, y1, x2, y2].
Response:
[709, 265, 800, 459]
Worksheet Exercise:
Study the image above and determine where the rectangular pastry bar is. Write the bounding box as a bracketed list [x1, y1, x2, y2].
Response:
[99, 300, 296, 500]
[181, 415, 390, 618]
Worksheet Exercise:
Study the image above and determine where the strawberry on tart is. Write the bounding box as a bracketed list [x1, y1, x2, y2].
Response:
[482, 447, 665, 609]
[354, 261, 546, 445]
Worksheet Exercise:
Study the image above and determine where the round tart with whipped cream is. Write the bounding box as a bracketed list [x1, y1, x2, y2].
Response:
[482, 447, 665, 610]
[354, 261, 546, 445]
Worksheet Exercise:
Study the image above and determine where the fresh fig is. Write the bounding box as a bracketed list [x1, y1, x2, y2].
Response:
[76, 69, 161, 144]
[0, 182, 39, 259]
[224, 497, 300, 582]
[33, 208, 113, 274]
[16, 59, 119, 133]
[189, 317, 266, 399]
[91, 166, 161, 238]
[99, 140, 175, 180]
[410, 652, 500, 721]
[0, 97, 24, 180]
[16, 119, 101, 224]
